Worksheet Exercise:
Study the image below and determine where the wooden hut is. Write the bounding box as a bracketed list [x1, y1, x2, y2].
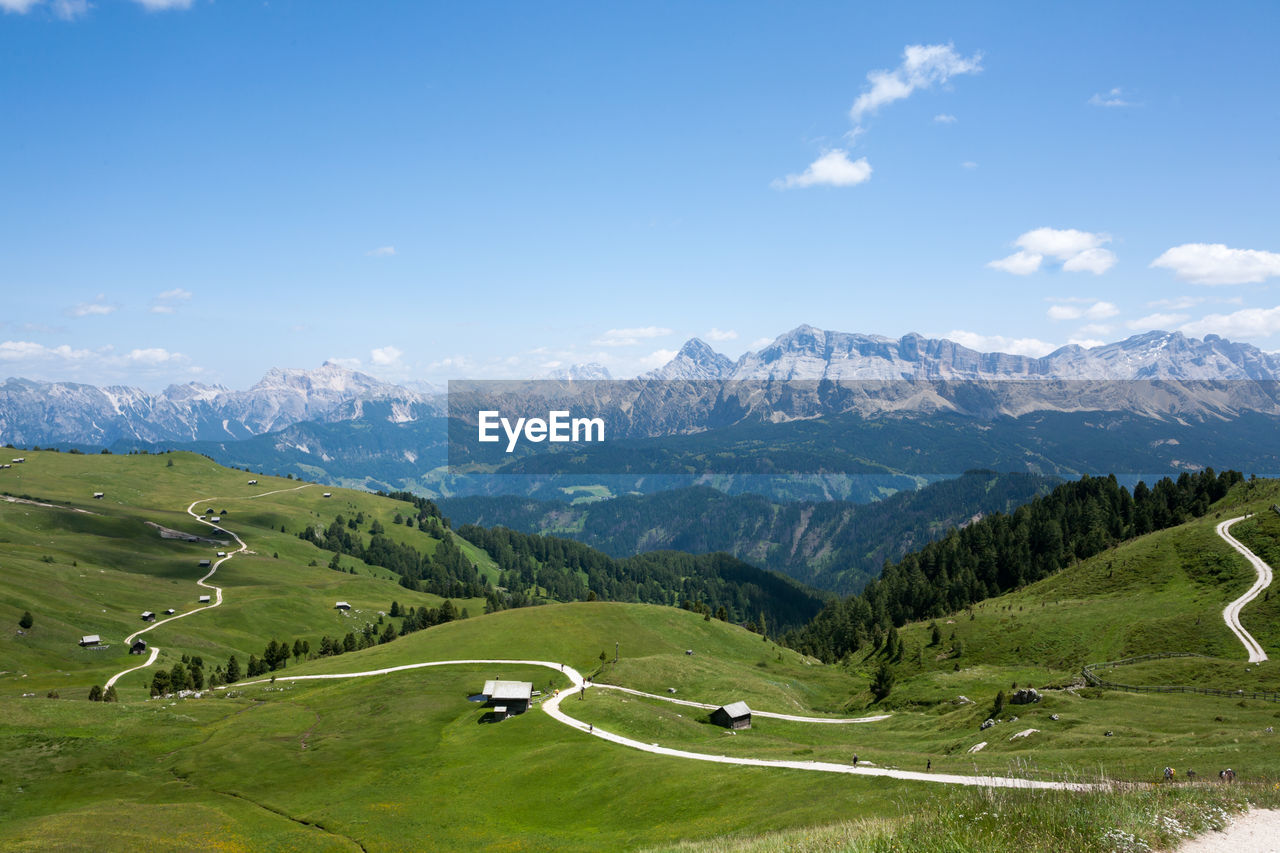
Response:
[711, 701, 752, 730]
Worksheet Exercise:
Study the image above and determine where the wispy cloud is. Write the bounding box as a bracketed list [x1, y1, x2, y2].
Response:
[69, 295, 118, 317]
[945, 330, 1057, 358]
[0, 340, 94, 361]
[1147, 296, 1203, 310]
[370, 345, 402, 366]
[961, 160, 978, 170]
[1150, 243, 1280, 285]
[850, 43, 983, 122]
[1047, 301, 1118, 321]
[1088, 87, 1131, 108]
[594, 326, 673, 347]
[132, 0, 192, 10]
[1128, 312, 1190, 330]
[0, 0, 45, 12]
[150, 287, 192, 314]
[988, 228, 1116, 276]
[776, 43, 979, 191]
[365, 245, 396, 257]
[640, 349, 679, 369]
[1181, 306, 1280, 339]
[774, 150, 872, 189]
[934, 113, 958, 124]
[704, 328, 738, 342]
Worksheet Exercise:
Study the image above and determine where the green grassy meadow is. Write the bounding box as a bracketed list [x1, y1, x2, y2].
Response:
[2, 451, 1280, 850]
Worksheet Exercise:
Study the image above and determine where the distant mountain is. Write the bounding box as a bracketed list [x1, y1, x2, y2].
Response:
[440, 471, 1060, 593]
[644, 339, 735, 380]
[648, 327, 1280, 382]
[546, 363, 612, 381]
[0, 362, 440, 446]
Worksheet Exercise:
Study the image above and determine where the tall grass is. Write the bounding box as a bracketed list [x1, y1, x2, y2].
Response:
[649, 777, 1280, 853]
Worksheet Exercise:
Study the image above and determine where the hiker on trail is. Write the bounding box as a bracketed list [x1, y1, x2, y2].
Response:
[927, 759, 931, 771]
[1186, 769, 1196, 780]
[589, 723, 593, 733]
[852, 754, 858, 766]
[1163, 766, 1175, 782]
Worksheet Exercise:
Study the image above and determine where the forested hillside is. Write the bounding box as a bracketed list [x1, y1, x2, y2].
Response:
[441, 471, 1058, 592]
[785, 469, 1244, 661]
[459, 524, 827, 632]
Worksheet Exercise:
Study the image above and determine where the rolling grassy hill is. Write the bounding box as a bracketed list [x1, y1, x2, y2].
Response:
[3, 451, 1280, 851]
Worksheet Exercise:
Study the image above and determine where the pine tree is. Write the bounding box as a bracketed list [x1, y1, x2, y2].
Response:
[19, 610, 33, 630]
[88, 684, 103, 701]
[226, 654, 241, 683]
[103, 684, 118, 702]
[870, 661, 894, 701]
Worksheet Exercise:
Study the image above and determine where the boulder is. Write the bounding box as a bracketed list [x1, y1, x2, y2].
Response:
[980, 718, 996, 731]
[1010, 687, 1041, 705]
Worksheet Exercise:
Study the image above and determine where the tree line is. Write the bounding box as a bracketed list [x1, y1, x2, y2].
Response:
[784, 469, 1244, 662]
[459, 524, 825, 632]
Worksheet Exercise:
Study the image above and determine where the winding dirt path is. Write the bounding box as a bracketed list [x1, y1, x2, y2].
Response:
[227, 659, 1096, 791]
[1216, 516, 1272, 664]
[104, 483, 314, 689]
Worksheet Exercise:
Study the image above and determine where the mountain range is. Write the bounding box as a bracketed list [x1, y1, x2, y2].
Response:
[7, 326, 1280, 496]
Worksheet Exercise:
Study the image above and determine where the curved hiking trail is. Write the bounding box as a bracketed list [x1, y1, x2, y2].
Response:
[1216, 516, 1273, 664]
[228, 660, 1095, 791]
[104, 484, 314, 689]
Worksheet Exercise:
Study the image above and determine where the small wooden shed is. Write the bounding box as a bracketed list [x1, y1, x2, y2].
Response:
[141, 611, 156, 622]
[198, 594, 211, 603]
[711, 701, 752, 730]
[130, 639, 148, 655]
[79, 634, 102, 647]
[334, 601, 351, 611]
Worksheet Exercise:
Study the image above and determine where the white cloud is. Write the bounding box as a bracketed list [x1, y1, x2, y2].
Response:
[125, 347, 179, 365]
[0, 0, 43, 12]
[70, 296, 117, 317]
[0, 340, 93, 361]
[150, 287, 192, 314]
[370, 345, 403, 366]
[1076, 323, 1114, 337]
[640, 348, 679, 369]
[327, 357, 362, 370]
[987, 250, 1043, 275]
[961, 160, 978, 170]
[748, 337, 773, 351]
[850, 44, 983, 122]
[1062, 247, 1117, 274]
[1089, 87, 1130, 108]
[988, 227, 1116, 275]
[51, 0, 88, 18]
[774, 150, 872, 189]
[1047, 301, 1118, 322]
[1150, 243, 1280, 285]
[704, 328, 738, 342]
[132, 0, 191, 9]
[945, 330, 1057, 358]
[1067, 338, 1106, 349]
[1181, 306, 1280, 339]
[365, 245, 396, 257]
[1128, 312, 1190, 330]
[934, 113, 957, 124]
[1148, 296, 1203, 310]
[594, 326, 674, 346]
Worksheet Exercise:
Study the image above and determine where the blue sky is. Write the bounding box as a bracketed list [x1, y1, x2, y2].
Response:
[2, 0, 1279, 389]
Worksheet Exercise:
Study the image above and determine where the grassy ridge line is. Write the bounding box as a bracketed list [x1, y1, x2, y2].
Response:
[0, 450, 482, 699]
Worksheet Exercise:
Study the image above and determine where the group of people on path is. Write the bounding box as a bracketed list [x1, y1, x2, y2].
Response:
[1163, 766, 1235, 783]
